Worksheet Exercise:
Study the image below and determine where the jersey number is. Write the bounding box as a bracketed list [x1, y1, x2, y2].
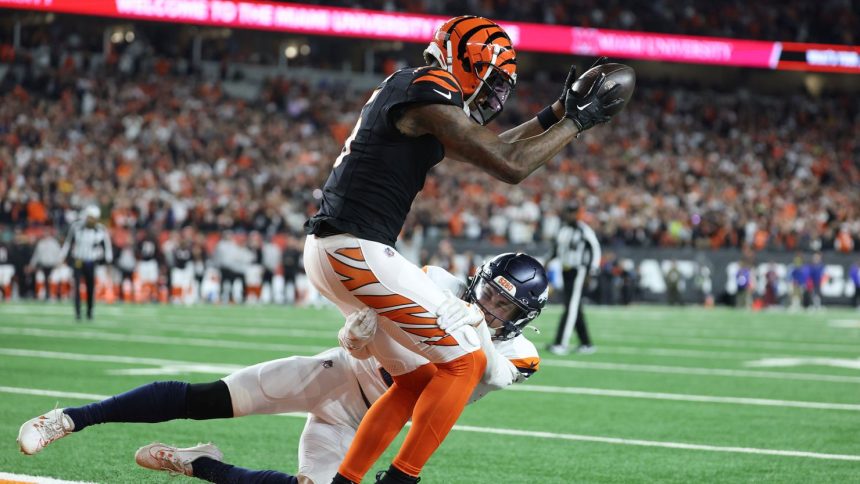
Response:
[334, 88, 381, 168]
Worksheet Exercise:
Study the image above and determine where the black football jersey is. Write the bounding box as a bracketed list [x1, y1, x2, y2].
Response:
[173, 245, 192, 268]
[305, 66, 465, 246]
[138, 240, 158, 261]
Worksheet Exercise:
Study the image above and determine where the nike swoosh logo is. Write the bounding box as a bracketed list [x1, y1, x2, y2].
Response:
[577, 101, 593, 110]
[433, 89, 452, 100]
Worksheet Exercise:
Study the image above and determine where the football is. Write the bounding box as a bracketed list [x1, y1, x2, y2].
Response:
[571, 62, 636, 116]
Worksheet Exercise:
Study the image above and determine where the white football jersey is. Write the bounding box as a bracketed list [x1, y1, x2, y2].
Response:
[346, 265, 540, 407]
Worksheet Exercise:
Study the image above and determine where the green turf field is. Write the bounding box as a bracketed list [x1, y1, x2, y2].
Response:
[1, 302, 859, 483]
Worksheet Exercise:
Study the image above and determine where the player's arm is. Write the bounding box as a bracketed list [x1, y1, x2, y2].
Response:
[496, 101, 563, 143]
[498, 59, 611, 143]
[338, 307, 377, 360]
[399, 103, 576, 184]
[59, 225, 75, 263]
[475, 323, 521, 389]
[103, 226, 113, 265]
[397, 73, 620, 184]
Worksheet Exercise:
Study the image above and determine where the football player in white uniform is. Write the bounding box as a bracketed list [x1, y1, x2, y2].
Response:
[18, 253, 547, 484]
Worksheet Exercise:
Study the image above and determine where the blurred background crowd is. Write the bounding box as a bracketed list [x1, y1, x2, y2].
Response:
[2, 51, 858, 252]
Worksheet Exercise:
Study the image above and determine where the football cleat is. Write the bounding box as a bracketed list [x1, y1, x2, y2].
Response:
[135, 442, 223, 477]
[17, 408, 75, 455]
[545, 344, 570, 356]
[375, 467, 421, 484]
[576, 345, 597, 355]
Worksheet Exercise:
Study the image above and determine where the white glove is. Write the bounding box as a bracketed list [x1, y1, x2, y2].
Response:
[436, 290, 484, 334]
[338, 307, 377, 352]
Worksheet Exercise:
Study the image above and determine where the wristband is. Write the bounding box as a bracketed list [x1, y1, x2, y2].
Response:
[536, 105, 560, 130]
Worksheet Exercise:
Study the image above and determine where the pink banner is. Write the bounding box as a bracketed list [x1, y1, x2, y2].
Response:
[0, 0, 853, 72]
[568, 28, 780, 68]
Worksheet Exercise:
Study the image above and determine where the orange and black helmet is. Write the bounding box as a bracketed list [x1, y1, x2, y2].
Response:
[424, 16, 517, 125]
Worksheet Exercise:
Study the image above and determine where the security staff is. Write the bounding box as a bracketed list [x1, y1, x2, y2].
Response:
[548, 203, 601, 355]
[60, 206, 112, 320]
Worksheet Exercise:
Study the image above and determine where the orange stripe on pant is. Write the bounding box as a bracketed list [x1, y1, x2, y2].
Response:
[326, 253, 379, 291]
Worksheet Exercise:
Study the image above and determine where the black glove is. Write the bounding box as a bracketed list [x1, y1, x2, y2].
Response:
[557, 57, 609, 104]
[563, 72, 624, 132]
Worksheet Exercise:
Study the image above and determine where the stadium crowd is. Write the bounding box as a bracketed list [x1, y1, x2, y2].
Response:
[308, 0, 858, 45]
[4, 49, 858, 254]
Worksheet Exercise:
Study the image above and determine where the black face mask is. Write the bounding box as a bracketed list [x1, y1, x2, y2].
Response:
[468, 63, 515, 126]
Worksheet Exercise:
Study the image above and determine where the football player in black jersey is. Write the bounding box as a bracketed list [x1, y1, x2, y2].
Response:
[304, 16, 625, 484]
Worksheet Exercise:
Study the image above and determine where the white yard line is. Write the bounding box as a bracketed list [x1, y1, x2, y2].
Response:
[0, 472, 96, 484]
[542, 359, 860, 384]
[3, 316, 856, 359]
[448, 425, 860, 462]
[2, 349, 858, 410]
[1, 320, 847, 362]
[4, 346, 855, 385]
[0, 327, 329, 354]
[593, 324, 858, 343]
[0, 386, 109, 401]
[0, 317, 790, 360]
[2, 385, 858, 463]
[0, 348, 242, 375]
[508, 385, 860, 411]
[0, 316, 334, 339]
[598, 345, 783, 360]
[829, 319, 860, 328]
[596, 332, 860, 353]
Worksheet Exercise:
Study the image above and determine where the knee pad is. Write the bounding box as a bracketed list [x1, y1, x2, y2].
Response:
[186, 380, 233, 420]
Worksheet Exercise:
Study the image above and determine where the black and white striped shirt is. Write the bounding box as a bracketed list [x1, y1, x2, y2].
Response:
[555, 221, 601, 273]
[60, 222, 113, 264]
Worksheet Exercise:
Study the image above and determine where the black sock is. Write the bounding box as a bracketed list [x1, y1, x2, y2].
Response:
[376, 465, 419, 484]
[64, 381, 189, 431]
[193, 457, 299, 484]
[332, 473, 358, 484]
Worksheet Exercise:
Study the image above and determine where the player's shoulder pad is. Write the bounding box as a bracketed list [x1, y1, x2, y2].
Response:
[405, 66, 464, 108]
[422, 265, 468, 298]
[502, 335, 540, 379]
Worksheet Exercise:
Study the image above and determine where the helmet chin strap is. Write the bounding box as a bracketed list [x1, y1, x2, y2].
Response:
[445, 39, 453, 73]
[441, 38, 471, 116]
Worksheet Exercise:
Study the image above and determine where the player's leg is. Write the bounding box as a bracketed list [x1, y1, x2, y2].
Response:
[135, 441, 299, 483]
[551, 268, 584, 356]
[296, 415, 357, 484]
[573, 301, 594, 352]
[334, 361, 436, 483]
[72, 264, 82, 319]
[551, 268, 576, 349]
[18, 380, 231, 455]
[84, 263, 95, 318]
[223, 348, 359, 418]
[306, 235, 486, 482]
[137, 350, 366, 484]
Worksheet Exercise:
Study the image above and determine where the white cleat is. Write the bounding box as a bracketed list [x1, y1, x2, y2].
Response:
[545, 344, 570, 356]
[135, 442, 224, 477]
[576, 345, 597, 355]
[17, 408, 75, 455]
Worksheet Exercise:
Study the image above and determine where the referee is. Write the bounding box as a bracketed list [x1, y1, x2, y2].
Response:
[60, 206, 112, 320]
[548, 203, 601, 355]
